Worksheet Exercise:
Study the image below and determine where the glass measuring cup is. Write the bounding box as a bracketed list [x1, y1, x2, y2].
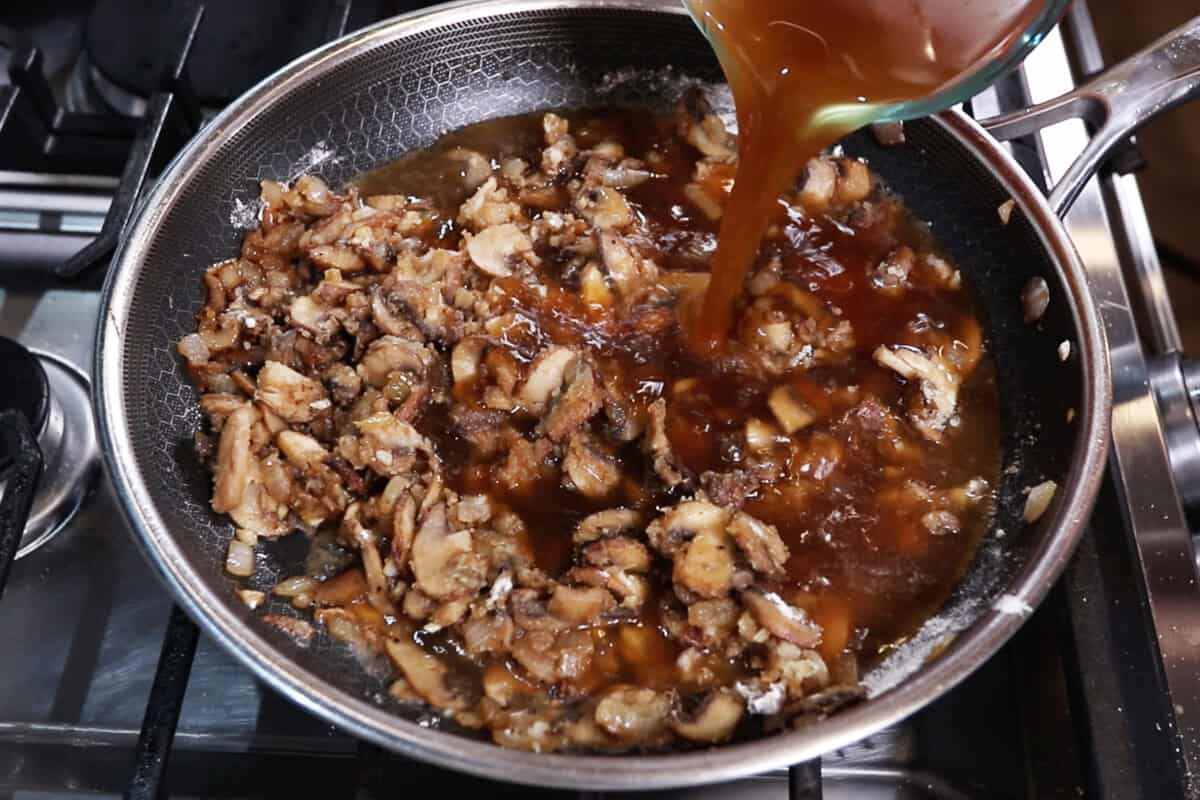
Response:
[686, 0, 1071, 131]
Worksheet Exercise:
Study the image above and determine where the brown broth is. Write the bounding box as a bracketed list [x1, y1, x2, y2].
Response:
[687, 0, 1042, 347]
[354, 109, 1001, 675]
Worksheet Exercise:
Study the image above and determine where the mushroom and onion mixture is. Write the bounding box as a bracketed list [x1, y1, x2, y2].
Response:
[180, 100, 1000, 751]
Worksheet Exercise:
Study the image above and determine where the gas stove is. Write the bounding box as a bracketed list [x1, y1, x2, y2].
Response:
[2, 3, 1198, 799]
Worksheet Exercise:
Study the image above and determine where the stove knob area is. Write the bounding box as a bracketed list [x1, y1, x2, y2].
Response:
[1149, 352, 1200, 523]
[0, 336, 50, 471]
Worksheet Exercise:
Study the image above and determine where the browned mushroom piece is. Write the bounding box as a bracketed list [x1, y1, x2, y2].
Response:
[410, 503, 486, 601]
[741, 589, 823, 647]
[727, 512, 790, 576]
[670, 689, 746, 743]
[548, 584, 616, 625]
[673, 527, 736, 599]
[594, 686, 674, 744]
[574, 508, 644, 544]
[384, 636, 474, 712]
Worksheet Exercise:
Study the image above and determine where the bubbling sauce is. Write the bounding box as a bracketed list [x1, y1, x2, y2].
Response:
[688, 0, 1043, 346]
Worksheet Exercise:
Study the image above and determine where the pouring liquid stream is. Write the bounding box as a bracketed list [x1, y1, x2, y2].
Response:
[688, 0, 1043, 349]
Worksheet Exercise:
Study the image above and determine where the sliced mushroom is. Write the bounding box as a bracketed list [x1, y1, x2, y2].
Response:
[646, 500, 729, 557]
[873, 345, 960, 441]
[288, 295, 339, 340]
[574, 508, 644, 544]
[781, 685, 868, 726]
[517, 347, 578, 410]
[576, 186, 632, 230]
[383, 636, 470, 711]
[562, 433, 621, 499]
[511, 629, 559, 684]
[337, 502, 397, 616]
[798, 158, 836, 210]
[583, 537, 652, 573]
[741, 589, 822, 647]
[595, 686, 673, 743]
[598, 230, 643, 297]
[352, 412, 432, 477]
[548, 584, 616, 625]
[410, 503, 486, 601]
[644, 399, 692, 489]
[687, 598, 740, 645]
[509, 588, 566, 632]
[358, 336, 434, 389]
[673, 526, 736, 598]
[543, 363, 603, 442]
[670, 689, 745, 743]
[728, 511, 790, 577]
[446, 147, 492, 191]
[466, 223, 532, 277]
[227, 475, 290, 538]
[276, 430, 329, 469]
[256, 360, 328, 423]
[212, 403, 256, 513]
[307, 243, 365, 273]
[568, 566, 650, 611]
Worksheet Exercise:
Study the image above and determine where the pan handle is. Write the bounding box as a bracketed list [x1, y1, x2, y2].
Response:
[979, 16, 1200, 217]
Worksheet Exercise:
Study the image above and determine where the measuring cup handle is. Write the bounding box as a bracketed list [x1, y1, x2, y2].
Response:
[980, 16, 1200, 217]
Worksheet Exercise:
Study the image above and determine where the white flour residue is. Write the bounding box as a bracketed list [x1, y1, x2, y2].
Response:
[735, 681, 786, 715]
[993, 594, 1033, 616]
[228, 196, 262, 230]
[290, 140, 338, 178]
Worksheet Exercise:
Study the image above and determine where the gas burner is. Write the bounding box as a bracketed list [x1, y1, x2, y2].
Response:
[0, 338, 100, 557]
[79, 0, 344, 116]
[1150, 352, 1200, 525]
[0, 337, 49, 470]
[64, 52, 146, 117]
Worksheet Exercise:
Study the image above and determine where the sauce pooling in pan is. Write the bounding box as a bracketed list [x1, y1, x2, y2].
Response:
[182, 106, 1000, 751]
[687, 0, 1043, 346]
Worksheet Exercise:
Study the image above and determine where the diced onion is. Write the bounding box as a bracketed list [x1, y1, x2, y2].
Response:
[1022, 277, 1049, 323]
[273, 575, 320, 598]
[236, 589, 266, 610]
[997, 199, 1016, 225]
[225, 539, 256, 577]
[745, 418, 780, 452]
[768, 386, 815, 434]
[1023, 480, 1058, 523]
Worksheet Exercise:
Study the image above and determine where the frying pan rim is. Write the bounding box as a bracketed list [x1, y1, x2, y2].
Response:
[94, 0, 1111, 789]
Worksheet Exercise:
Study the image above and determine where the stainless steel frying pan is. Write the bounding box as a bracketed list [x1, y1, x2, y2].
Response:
[94, 0, 1200, 789]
